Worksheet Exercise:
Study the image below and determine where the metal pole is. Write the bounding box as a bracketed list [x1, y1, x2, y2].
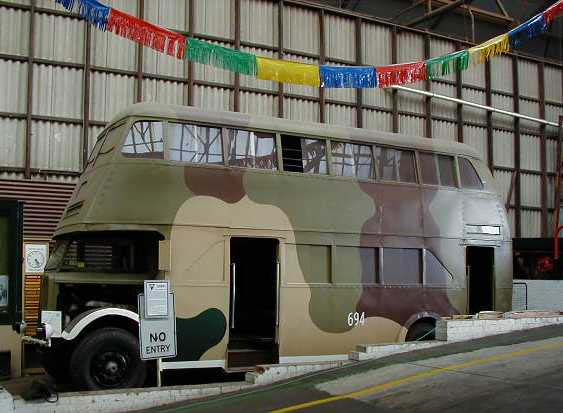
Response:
[389, 85, 560, 127]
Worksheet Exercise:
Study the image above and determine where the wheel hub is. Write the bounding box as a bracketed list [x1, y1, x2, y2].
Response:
[92, 351, 129, 388]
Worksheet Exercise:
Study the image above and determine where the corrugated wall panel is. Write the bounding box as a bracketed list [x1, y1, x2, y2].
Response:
[0, 7, 29, 56]
[520, 134, 541, 171]
[462, 88, 487, 125]
[193, 85, 233, 112]
[545, 104, 563, 136]
[283, 98, 319, 123]
[88, 125, 105, 157]
[0, 179, 75, 238]
[36, 0, 68, 10]
[0, 118, 25, 167]
[519, 99, 541, 134]
[546, 138, 557, 173]
[490, 55, 513, 93]
[283, 5, 319, 54]
[547, 212, 555, 237]
[326, 104, 356, 128]
[193, 41, 235, 85]
[325, 14, 354, 62]
[0, 60, 27, 113]
[90, 72, 135, 122]
[240, 92, 277, 117]
[494, 169, 513, 203]
[142, 79, 184, 106]
[30, 121, 82, 172]
[493, 129, 515, 168]
[463, 125, 488, 163]
[547, 176, 555, 211]
[362, 23, 391, 110]
[462, 64, 486, 88]
[432, 120, 456, 142]
[429, 38, 456, 82]
[240, 47, 276, 91]
[144, 51, 186, 78]
[545, 66, 562, 103]
[193, 0, 232, 39]
[241, 0, 278, 47]
[144, 0, 186, 31]
[431, 82, 457, 120]
[399, 115, 425, 136]
[32, 65, 83, 118]
[397, 32, 424, 114]
[517, 60, 539, 98]
[363, 109, 392, 132]
[91, 0, 137, 71]
[520, 173, 541, 207]
[507, 208, 516, 236]
[283, 54, 319, 98]
[521, 210, 541, 238]
[35, 12, 84, 63]
[491, 94, 514, 130]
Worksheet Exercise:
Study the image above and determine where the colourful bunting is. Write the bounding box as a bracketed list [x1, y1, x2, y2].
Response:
[544, 1, 563, 24]
[186, 38, 257, 76]
[257, 57, 320, 87]
[51, 0, 562, 89]
[320, 66, 377, 88]
[376, 62, 427, 88]
[426, 50, 470, 80]
[468, 34, 510, 65]
[509, 13, 548, 48]
[107, 8, 186, 59]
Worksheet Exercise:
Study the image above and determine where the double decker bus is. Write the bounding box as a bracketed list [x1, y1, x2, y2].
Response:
[31, 103, 512, 390]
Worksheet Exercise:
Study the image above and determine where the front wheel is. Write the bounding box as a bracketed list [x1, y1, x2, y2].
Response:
[405, 321, 435, 341]
[69, 327, 147, 390]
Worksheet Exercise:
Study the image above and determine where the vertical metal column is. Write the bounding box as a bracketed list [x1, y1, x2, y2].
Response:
[539, 62, 547, 237]
[318, 10, 326, 124]
[355, 17, 363, 129]
[136, 0, 145, 103]
[512, 55, 522, 238]
[391, 26, 399, 133]
[82, 24, 92, 168]
[233, 0, 241, 113]
[424, 33, 432, 138]
[187, 0, 194, 106]
[277, 0, 285, 118]
[24, 0, 37, 179]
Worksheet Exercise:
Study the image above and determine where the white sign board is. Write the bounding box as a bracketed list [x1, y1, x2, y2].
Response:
[138, 292, 177, 360]
[41, 310, 62, 337]
[144, 280, 170, 318]
[25, 244, 48, 274]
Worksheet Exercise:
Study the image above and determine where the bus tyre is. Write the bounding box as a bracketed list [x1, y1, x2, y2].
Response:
[69, 327, 146, 390]
[405, 321, 435, 341]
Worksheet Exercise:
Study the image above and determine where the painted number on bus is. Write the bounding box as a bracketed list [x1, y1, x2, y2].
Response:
[347, 312, 365, 327]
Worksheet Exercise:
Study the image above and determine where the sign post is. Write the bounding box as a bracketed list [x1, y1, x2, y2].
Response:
[138, 280, 177, 386]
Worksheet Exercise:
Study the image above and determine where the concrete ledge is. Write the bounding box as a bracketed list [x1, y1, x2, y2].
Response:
[350, 341, 444, 361]
[0, 386, 15, 413]
[436, 316, 563, 341]
[246, 360, 350, 385]
[12, 381, 252, 413]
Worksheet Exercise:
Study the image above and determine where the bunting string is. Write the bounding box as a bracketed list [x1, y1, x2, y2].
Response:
[53, 0, 562, 89]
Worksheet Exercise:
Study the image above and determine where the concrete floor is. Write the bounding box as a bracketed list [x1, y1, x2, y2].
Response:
[134, 324, 563, 413]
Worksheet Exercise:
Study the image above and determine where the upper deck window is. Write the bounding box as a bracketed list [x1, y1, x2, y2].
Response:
[420, 153, 457, 187]
[459, 158, 484, 190]
[168, 122, 223, 165]
[375, 147, 416, 183]
[121, 121, 164, 159]
[227, 129, 277, 170]
[281, 135, 327, 174]
[331, 142, 374, 179]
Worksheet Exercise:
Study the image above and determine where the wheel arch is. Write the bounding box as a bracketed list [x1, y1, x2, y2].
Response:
[61, 307, 139, 343]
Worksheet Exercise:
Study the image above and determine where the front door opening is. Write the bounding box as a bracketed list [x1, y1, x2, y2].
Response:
[228, 238, 279, 369]
[467, 246, 495, 314]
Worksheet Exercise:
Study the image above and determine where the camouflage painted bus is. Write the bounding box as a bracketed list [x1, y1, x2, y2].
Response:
[33, 103, 512, 390]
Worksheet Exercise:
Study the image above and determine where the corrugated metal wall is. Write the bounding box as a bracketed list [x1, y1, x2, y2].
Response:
[0, 0, 562, 239]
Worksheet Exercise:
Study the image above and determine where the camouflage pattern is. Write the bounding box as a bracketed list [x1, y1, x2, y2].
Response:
[47, 103, 512, 363]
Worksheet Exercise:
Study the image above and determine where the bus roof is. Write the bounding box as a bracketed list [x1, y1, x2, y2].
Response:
[110, 103, 481, 159]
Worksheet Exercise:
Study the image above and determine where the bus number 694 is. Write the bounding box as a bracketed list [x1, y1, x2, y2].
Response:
[347, 312, 365, 327]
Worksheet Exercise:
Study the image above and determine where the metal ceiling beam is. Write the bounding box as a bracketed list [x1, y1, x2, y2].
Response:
[494, 0, 510, 18]
[391, 0, 427, 22]
[428, 0, 514, 25]
[406, 0, 466, 27]
[429, 0, 475, 30]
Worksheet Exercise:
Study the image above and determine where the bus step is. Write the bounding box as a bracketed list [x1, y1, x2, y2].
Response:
[227, 349, 276, 368]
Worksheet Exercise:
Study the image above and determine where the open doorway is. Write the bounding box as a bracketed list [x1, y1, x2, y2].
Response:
[228, 238, 279, 369]
[467, 246, 495, 314]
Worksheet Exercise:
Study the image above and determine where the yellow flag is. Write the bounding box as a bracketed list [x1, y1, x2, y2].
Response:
[257, 57, 320, 87]
[468, 34, 510, 65]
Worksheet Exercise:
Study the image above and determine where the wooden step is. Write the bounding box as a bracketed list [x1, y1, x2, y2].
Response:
[227, 348, 277, 369]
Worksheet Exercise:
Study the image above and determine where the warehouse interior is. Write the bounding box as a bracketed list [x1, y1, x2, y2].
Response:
[0, 0, 561, 380]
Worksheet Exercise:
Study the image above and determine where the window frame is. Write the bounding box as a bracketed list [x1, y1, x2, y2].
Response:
[225, 128, 279, 171]
[374, 145, 419, 185]
[0, 200, 23, 326]
[329, 140, 376, 181]
[457, 156, 485, 191]
[279, 133, 329, 176]
[417, 151, 460, 189]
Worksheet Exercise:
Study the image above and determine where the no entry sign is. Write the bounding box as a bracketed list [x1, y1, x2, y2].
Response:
[138, 289, 177, 361]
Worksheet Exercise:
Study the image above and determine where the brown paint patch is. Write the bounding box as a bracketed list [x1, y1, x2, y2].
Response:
[184, 166, 245, 204]
[357, 181, 460, 325]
